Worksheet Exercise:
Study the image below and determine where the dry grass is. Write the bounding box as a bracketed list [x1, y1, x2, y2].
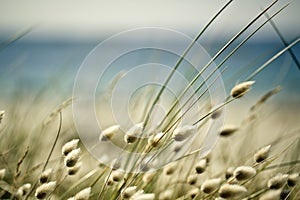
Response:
[0, 1, 300, 200]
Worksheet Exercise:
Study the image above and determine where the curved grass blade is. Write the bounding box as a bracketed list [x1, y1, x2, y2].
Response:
[142, 0, 234, 130]
[265, 11, 300, 71]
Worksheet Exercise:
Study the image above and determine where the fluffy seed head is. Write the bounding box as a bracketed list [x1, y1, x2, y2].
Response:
[163, 162, 177, 175]
[188, 188, 200, 199]
[225, 167, 235, 179]
[0, 110, 5, 123]
[107, 177, 114, 186]
[158, 189, 173, 200]
[218, 183, 247, 199]
[111, 170, 124, 182]
[195, 159, 207, 174]
[230, 81, 255, 98]
[187, 174, 198, 185]
[74, 187, 91, 200]
[35, 181, 56, 199]
[267, 173, 289, 189]
[172, 125, 196, 141]
[131, 192, 155, 200]
[99, 125, 120, 141]
[124, 123, 143, 144]
[259, 189, 281, 200]
[173, 141, 184, 153]
[68, 162, 82, 175]
[254, 145, 271, 163]
[201, 178, 222, 194]
[142, 171, 156, 184]
[233, 166, 256, 181]
[219, 125, 238, 137]
[0, 168, 6, 180]
[121, 186, 137, 199]
[64, 148, 81, 167]
[148, 132, 164, 147]
[251, 86, 281, 111]
[62, 139, 79, 156]
[16, 183, 32, 197]
[40, 168, 52, 184]
[287, 173, 299, 187]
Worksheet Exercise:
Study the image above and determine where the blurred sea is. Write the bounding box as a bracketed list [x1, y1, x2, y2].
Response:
[0, 36, 299, 105]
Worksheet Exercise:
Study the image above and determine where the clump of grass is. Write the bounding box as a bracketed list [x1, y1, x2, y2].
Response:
[0, 1, 300, 200]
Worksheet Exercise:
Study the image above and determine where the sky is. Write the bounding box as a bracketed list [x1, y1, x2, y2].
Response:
[1, 0, 300, 41]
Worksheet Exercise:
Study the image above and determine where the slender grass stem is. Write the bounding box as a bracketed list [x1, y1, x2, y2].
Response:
[0, 26, 35, 52]
[25, 111, 62, 199]
[59, 168, 100, 200]
[98, 144, 127, 199]
[142, 0, 234, 130]
[265, 10, 300, 71]
[246, 36, 300, 81]
[264, 160, 300, 170]
[157, 0, 284, 131]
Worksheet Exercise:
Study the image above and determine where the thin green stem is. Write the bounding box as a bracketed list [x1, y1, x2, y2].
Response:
[246, 36, 300, 81]
[265, 9, 300, 70]
[158, 0, 283, 130]
[25, 111, 63, 199]
[142, 0, 234, 130]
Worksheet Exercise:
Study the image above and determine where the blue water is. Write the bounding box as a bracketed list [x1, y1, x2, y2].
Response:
[0, 36, 299, 103]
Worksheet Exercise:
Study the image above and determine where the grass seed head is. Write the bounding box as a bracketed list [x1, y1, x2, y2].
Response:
[201, 178, 222, 194]
[131, 192, 155, 200]
[173, 141, 184, 153]
[62, 139, 80, 156]
[74, 187, 91, 200]
[40, 168, 52, 184]
[142, 171, 156, 184]
[124, 123, 143, 144]
[68, 162, 82, 175]
[230, 81, 255, 98]
[121, 186, 137, 199]
[251, 86, 281, 111]
[172, 125, 196, 141]
[35, 181, 56, 199]
[107, 177, 114, 186]
[158, 189, 173, 200]
[233, 166, 256, 181]
[148, 132, 164, 147]
[254, 145, 271, 163]
[259, 189, 281, 200]
[225, 167, 235, 179]
[163, 162, 177, 175]
[195, 159, 207, 174]
[0, 110, 5, 123]
[187, 174, 198, 185]
[99, 124, 120, 141]
[111, 170, 124, 182]
[219, 125, 238, 137]
[287, 173, 299, 187]
[218, 183, 247, 199]
[64, 148, 81, 167]
[267, 173, 289, 189]
[0, 168, 6, 180]
[15, 183, 31, 197]
[188, 188, 200, 199]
